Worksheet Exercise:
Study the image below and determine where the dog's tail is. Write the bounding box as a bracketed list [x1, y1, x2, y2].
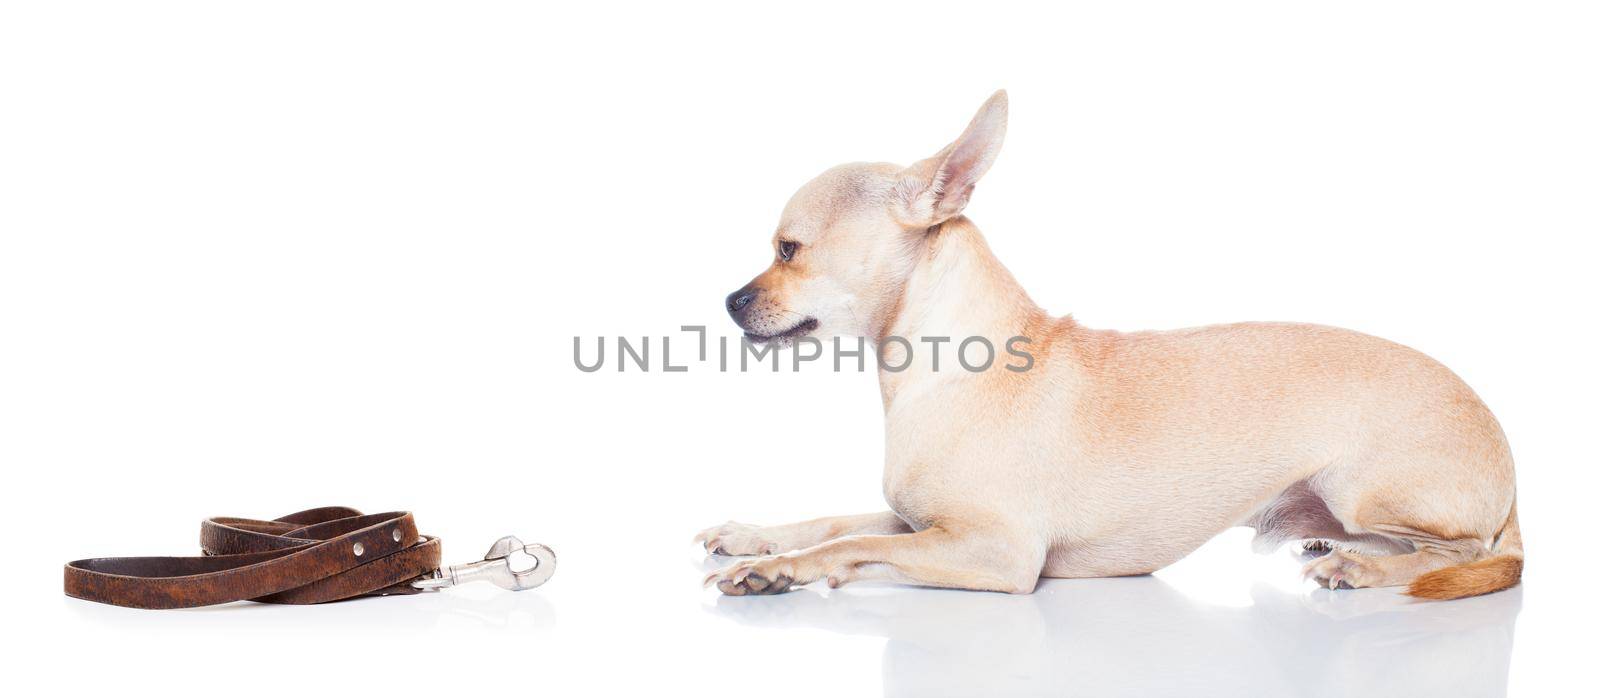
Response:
[1407, 499, 1523, 600]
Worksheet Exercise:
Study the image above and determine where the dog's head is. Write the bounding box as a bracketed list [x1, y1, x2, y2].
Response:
[726, 91, 1008, 345]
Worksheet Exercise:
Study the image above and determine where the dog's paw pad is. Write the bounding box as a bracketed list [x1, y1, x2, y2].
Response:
[705, 558, 802, 595]
[1302, 551, 1377, 590]
[1300, 540, 1335, 558]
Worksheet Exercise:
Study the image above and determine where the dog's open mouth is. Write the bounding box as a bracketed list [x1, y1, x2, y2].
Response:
[744, 317, 819, 344]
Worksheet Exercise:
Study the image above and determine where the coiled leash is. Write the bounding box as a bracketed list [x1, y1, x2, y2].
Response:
[63, 507, 555, 609]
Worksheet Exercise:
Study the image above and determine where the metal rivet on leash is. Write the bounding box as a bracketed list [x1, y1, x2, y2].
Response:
[392, 529, 402, 542]
[353, 542, 365, 556]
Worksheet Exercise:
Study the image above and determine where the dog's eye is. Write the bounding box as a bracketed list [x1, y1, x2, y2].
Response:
[778, 240, 798, 262]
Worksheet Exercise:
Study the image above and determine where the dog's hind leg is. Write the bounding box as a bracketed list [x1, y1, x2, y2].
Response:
[1301, 525, 1489, 590]
[1296, 376, 1520, 597]
[695, 512, 912, 556]
[704, 523, 1045, 595]
[1303, 462, 1520, 597]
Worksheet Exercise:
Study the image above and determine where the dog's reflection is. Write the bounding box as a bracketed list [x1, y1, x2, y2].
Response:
[707, 576, 1520, 697]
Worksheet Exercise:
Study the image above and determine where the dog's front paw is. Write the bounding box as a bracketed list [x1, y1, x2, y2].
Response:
[694, 521, 780, 556]
[703, 555, 817, 596]
[1302, 550, 1379, 590]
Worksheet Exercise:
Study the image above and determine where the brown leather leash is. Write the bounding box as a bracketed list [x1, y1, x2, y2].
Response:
[64, 506, 555, 609]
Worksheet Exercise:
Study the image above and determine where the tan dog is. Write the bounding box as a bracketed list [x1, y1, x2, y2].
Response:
[699, 91, 1521, 600]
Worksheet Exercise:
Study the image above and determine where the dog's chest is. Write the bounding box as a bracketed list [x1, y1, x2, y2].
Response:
[880, 385, 1020, 528]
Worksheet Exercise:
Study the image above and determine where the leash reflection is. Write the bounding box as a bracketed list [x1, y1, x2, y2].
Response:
[65, 586, 557, 634]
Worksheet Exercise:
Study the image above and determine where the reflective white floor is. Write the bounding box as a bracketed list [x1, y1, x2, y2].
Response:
[38, 528, 1541, 698]
[693, 528, 1523, 697]
[706, 576, 1520, 697]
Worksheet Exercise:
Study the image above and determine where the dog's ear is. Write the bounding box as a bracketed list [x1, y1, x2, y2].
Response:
[892, 90, 1008, 228]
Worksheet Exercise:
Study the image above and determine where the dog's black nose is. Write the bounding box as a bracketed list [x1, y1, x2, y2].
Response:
[726, 286, 758, 316]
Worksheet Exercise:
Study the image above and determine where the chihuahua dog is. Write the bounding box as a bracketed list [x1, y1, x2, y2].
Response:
[698, 91, 1520, 599]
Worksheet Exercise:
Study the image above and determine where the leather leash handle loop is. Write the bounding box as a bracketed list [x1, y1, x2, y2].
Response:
[64, 508, 442, 609]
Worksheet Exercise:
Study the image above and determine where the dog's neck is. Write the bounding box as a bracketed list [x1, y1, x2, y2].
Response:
[874, 217, 1050, 405]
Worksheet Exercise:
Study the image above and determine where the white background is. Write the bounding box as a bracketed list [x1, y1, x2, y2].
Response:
[3, 2, 1597, 696]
